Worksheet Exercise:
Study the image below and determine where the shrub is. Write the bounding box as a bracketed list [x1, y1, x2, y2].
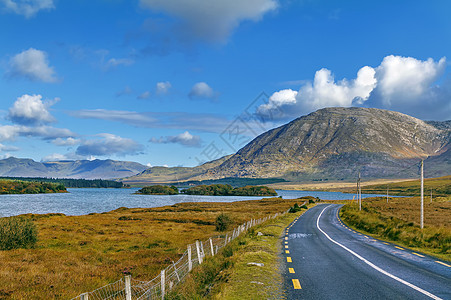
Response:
[215, 213, 232, 231]
[0, 217, 37, 250]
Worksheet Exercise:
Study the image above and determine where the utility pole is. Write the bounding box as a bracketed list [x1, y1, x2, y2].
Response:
[420, 159, 424, 229]
[358, 171, 362, 211]
[387, 186, 389, 204]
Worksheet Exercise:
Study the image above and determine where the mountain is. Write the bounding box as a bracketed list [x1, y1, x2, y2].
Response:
[0, 157, 147, 179]
[126, 107, 451, 183]
[123, 155, 233, 184]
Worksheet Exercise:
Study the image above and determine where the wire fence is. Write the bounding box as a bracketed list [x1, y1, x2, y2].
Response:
[71, 211, 288, 300]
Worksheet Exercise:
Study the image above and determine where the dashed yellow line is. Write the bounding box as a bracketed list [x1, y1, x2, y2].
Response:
[395, 246, 404, 250]
[286, 250, 290, 254]
[285, 237, 288, 240]
[412, 252, 425, 258]
[435, 261, 451, 268]
[287, 257, 292, 262]
[289, 268, 295, 273]
[285, 245, 289, 249]
[382, 242, 389, 245]
[292, 279, 302, 289]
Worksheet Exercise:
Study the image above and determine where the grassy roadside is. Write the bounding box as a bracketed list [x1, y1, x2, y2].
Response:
[167, 202, 314, 299]
[0, 197, 311, 299]
[340, 197, 451, 262]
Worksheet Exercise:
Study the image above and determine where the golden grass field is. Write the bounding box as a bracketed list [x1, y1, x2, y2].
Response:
[0, 197, 306, 299]
[340, 196, 451, 261]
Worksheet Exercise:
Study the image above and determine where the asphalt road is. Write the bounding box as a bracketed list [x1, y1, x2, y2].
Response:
[284, 204, 451, 300]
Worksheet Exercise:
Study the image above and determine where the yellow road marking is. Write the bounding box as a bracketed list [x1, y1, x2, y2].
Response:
[289, 268, 295, 273]
[364, 236, 369, 239]
[285, 241, 288, 244]
[285, 245, 289, 248]
[292, 279, 302, 289]
[395, 246, 404, 250]
[412, 252, 425, 258]
[435, 261, 451, 267]
[287, 257, 292, 262]
[383, 242, 389, 245]
[285, 237, 288, 240]
[286, 250, 290, 254]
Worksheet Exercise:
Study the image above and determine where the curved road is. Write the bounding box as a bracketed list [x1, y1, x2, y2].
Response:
[284, 204, 451, 299]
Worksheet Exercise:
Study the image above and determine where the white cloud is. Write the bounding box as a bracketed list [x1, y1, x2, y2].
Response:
[150, 131, 202, 147]
[76, 133, 144, 156]
[0, 143, 19, 152]
[116, 86, 133, 97]
[52, 137, 80, 146]
[257, 55, 450, 120]
[8, 94, 57, 125]
[9, 48, 57, 82]
[0, 124, 75, 142]
[1, 0, 54, 18]
[137, 91, 151, 99]
[373, 55, 446, 106]
[106, 58, 134, 68]
[139, 0, 277, 43]
[188, 82, 218, 100]
[156, 81, 172, 94]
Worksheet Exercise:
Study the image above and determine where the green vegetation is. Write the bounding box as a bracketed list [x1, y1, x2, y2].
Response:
[0, 179, 67, 194]
[289, 203, 308, 213]
[215, 213, 232, 231]
[336, 175, 451, 196]
[340, 197, 451, 261]
[0, 177, 128, 188]
[175, 177, 287, 188]
[181, 184, 277, 196]
[0, 217, 37, 250]
[168, 206, 310, 299]
[136, 185, 178, 195]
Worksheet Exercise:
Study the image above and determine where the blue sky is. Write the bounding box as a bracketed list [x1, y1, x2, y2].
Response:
[0, 0, 450, 167]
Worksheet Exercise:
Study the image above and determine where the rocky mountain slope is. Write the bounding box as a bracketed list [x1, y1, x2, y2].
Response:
[126, 107, 450, 183]
[0, 157, 147, 179]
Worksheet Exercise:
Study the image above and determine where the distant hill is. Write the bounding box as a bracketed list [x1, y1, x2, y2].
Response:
[0, 158, 147, 179]
[126, 107, 451, 183]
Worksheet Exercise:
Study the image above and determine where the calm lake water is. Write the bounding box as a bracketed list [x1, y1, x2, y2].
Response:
[0, 188, 387, 217]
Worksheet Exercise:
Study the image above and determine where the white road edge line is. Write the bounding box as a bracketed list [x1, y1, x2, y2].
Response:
[317, 206, 442, 300]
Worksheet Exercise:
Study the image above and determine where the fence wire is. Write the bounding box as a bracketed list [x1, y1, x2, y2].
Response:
[71, 210, 288, 300]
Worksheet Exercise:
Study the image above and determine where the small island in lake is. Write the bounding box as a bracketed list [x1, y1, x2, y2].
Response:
[136, 185, 179, 195]
[0, 179, 67, 194]
[181, 184, 277, 196]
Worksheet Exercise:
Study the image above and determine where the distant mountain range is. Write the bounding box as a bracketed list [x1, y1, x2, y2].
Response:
[124, 107, 451, 184]
[0, 158, 147, 180]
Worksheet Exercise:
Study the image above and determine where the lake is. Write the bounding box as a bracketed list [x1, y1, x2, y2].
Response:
[0, 188, 388, 217]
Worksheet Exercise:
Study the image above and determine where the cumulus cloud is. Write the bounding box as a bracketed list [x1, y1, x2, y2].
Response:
[139, 0, 277, 43]
[76, 133, 144, 156]
[257, 55, 450, 121]
[150, 131, 202, 147]
[1, 0, 54, 18]
[8, 94, 57, 125]
[156, 81, 172, 94]
[8, 48, 57, 82]
[188, 82, 218, 100]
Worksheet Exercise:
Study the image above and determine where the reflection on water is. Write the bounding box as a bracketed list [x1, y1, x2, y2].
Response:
[0, 188, 388, 217]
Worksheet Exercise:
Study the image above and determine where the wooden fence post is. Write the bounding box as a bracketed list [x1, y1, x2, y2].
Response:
[209, 238, 214, 256]
[125, 275, 132, 300]
[161, 270, 165, 300]
[224, 234, 228, 246]
[196, 240, 203, 264]
[188, 245, 192, 271]
[80, 293, 89, 300]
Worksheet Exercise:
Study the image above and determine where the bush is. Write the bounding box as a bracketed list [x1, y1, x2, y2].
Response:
[215, 213, 232, 231]
[289, 203, 307, 213]
[0, 217, 37, 250]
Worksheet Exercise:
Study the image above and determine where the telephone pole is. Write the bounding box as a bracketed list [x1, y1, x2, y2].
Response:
[358, 171, 362, 211]
[420, 159, 424, 229]
[386, 186, 389, 204]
